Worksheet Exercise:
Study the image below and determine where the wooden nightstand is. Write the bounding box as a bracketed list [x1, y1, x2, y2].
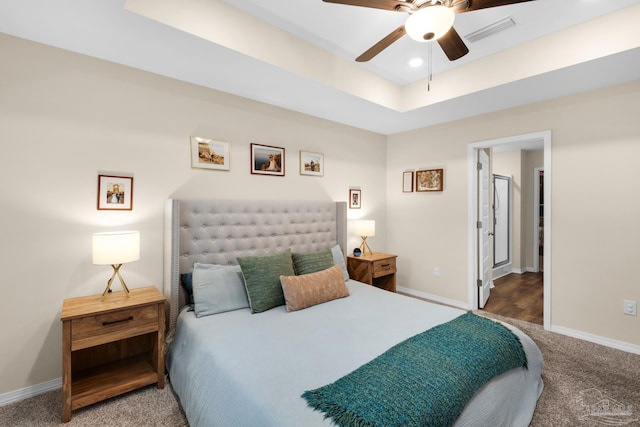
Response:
[60, 286, 166, 422]
[347, 252, 397, 292]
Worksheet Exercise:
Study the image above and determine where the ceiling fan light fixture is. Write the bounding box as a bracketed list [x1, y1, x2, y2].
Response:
[405, 6, 455, 42]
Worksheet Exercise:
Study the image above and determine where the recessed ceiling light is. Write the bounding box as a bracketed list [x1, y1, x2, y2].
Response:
[409, 57, 424, 68]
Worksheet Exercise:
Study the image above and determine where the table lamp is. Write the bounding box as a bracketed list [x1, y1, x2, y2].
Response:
[354, 220, 375, 256]
[92, 231, 140, 297]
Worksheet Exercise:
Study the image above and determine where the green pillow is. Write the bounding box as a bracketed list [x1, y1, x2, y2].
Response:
[292, 248, 334, 275]
[237, 249, 294, 314]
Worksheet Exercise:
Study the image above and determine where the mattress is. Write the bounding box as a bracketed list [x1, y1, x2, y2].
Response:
[166, 280, 544, 427]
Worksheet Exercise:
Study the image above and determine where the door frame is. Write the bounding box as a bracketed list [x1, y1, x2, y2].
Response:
[467, 130, 552, 330]
[478, 149, 492, 308]
[533, 167, 544, 273]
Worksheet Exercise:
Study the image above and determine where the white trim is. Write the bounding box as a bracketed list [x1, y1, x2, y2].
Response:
[492, 263, 512, 279]
[468, 130, 552, 331]
[492, 270, 512, 280]
[533, 167, 544, 273]
[543, 136, 551, 331]
[551, 325, 640, 355]
[397, 286, 469, 310]
[0, 377, 61, 407]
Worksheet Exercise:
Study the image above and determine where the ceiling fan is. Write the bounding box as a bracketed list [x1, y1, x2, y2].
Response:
[322, 0, 535, 62]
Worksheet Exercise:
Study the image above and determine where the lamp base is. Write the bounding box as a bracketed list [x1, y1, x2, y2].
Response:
[102, 264, 131, 297]
[359, 236, 373, 256]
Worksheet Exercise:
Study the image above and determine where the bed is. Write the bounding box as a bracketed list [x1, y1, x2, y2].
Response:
[163, 199, 544, 427]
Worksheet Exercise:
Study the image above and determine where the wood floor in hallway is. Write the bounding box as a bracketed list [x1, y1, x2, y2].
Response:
[482, 272, 543, 325]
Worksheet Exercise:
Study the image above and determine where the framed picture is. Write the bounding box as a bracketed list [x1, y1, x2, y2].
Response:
[251, 143, 285, 176]
[190, 136, 230, 170]
[416, 169, 444, 192]
[97, 175, 133, 210]
[349, 189, 361, 209]
[299, 150, 323, 176]
[403, 171, 414, 193]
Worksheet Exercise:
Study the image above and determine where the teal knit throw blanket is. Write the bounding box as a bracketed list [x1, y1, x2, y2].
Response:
[302, 312, 527, 427]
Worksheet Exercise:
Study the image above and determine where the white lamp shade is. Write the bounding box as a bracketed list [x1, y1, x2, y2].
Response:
[354, 220, 375, 237]
[92, 231, 140, 265]
[405, 6, 455, 42]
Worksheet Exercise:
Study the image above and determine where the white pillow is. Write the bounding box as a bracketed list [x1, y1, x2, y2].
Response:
[192, 263, 249, 317]
[331, 244, 350, 281]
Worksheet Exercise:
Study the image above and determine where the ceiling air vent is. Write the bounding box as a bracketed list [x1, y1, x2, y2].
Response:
[464, 17, 516, 43]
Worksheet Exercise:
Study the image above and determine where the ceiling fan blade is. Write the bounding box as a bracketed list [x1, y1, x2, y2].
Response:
[459, 0, 536, 13]
[356, 26, 406, 62]
[322, 0, 410, 12]
[437, 27, 469, 61]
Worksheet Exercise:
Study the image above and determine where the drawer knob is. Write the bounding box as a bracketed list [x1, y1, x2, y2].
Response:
[102, 316, 133, 326]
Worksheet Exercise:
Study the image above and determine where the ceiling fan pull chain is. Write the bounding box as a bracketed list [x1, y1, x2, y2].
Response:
[427, 41, 433, 92]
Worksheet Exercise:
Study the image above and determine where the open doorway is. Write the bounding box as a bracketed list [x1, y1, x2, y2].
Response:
[467, 131, 551, 330]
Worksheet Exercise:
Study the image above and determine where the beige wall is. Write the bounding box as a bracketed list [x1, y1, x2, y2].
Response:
[387, 80, 640, 347]
[2, 31, 640, 397]
[0, 34, 387, 394]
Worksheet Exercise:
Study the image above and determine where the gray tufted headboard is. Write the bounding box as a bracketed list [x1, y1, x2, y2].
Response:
[163, 199, 348, 329]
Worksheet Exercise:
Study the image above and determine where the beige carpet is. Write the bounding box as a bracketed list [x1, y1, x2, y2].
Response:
[480, 312, 640, 427]
[1, 314, 639, 426]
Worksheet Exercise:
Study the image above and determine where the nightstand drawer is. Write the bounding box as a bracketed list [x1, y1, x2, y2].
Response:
[372, 257, 396, 278]
[71, 305, 158, 350]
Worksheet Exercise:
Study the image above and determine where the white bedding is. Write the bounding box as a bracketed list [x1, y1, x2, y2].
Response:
[166, 280, 543, 427]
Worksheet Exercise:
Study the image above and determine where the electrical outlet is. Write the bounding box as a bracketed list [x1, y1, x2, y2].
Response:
[623, 300, 637, 316]
[433, 267, 440, 278]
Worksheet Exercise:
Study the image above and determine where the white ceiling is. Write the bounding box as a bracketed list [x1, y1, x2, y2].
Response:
[1, 0, 639, 135]
[224, 0, 639, 85]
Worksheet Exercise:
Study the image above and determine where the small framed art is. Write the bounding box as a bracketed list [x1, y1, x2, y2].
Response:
[97, 175, 133, 210]
[416, 168, 444, 192]
[349, 189, 361, 209]
[403, 171, 414, 193]
[300, 150, 323, 176]
[190, 136, 230, 170]
[251, 143, 285, 176]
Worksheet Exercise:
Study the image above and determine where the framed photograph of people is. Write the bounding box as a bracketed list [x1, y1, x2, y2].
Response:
[349, 189, 361, 209]
[97, 175, 133, 210]
[250, 143, 285, 176]
[299, 150, 323, 176]
[190, 136, 230, 170]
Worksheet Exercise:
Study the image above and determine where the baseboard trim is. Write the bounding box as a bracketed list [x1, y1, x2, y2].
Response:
[0, 377, 61, 407]
[492, 271, 510, 280]
[398, 287, 640, 355]
[397, 287, 468, 310]
[550, 325, 640, 355]
[493, 263, 513, 278]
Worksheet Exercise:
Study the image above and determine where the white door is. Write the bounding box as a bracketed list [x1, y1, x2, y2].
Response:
[478, 149, 492, 308]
